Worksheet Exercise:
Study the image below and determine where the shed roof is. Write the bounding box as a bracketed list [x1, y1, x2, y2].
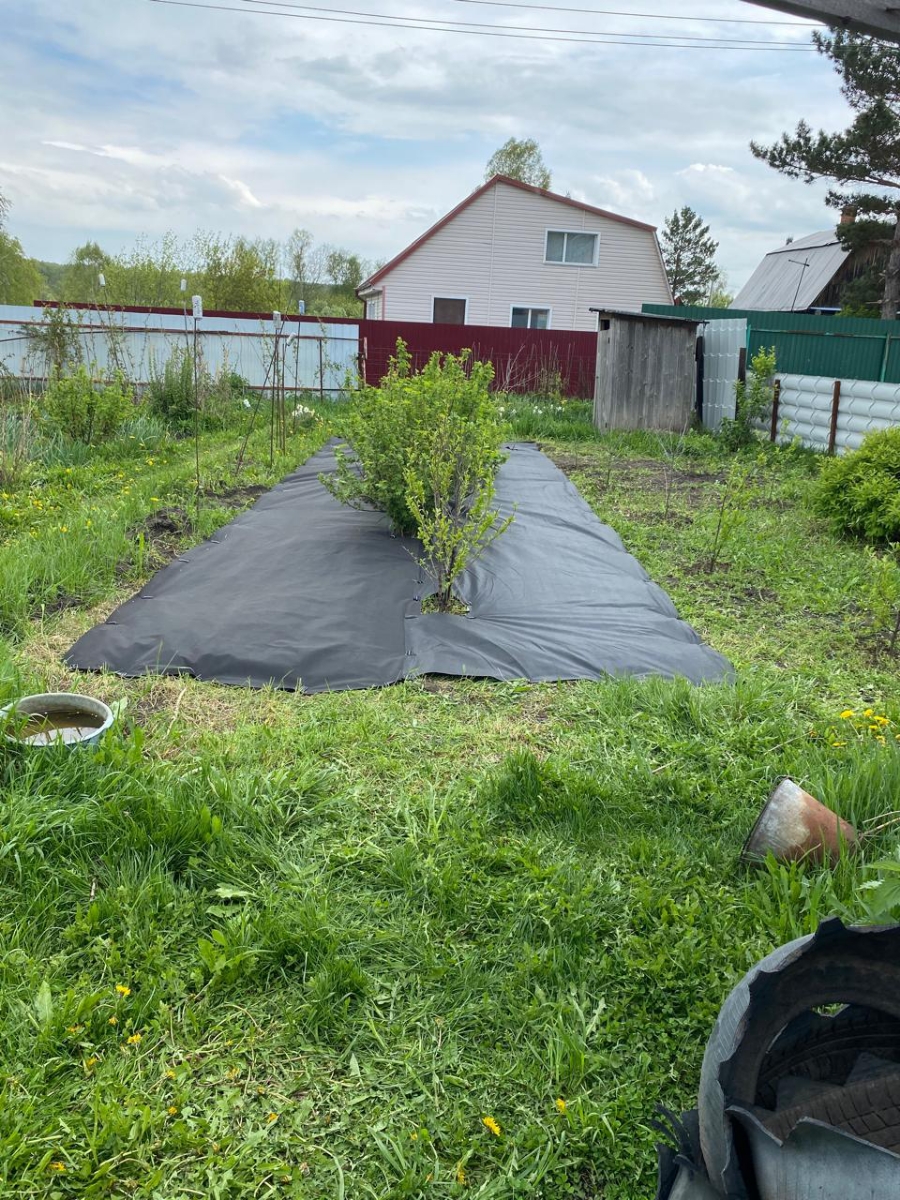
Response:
[590, 307, 702, 328]
[732, 229, 849, 311]
[358, 175, 658, 295]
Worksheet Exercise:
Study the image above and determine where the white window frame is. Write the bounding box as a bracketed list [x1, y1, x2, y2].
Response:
[431, 294, 469, 324]
[509, 304, 553, 330]
[544, 228, 600, 267]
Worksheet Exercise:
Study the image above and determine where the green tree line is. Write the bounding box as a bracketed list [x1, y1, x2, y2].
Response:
[0, 192, 378, 317]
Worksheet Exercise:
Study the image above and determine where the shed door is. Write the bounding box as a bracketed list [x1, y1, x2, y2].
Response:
[433, 298, 467, 325]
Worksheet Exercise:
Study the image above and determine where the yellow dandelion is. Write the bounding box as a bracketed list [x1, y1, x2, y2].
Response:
[864, 708, 874, 718]
[839, 709, 855, 719]
[49, 1161, 67, 1173]
[126, 1032, 142, 1045]
[875, 715, 890, 726]
[831, 741, 846, 748]
[555, 1098, 567, 1115]
[108, 1016, 118, 1025]
[168, 1105, 179, 1115]
[267, 1112, 279, 1123]
[482, 1116, 501, 1136]
[84, 1056, 98, 1071]
[456, 1164, 467, 1185]
[115, 984, 131, 997]
[165, 1069, 176, 1079]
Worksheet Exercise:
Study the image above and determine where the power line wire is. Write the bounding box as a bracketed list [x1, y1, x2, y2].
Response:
[147, 0, 818, 48]
[445, 0, 821, 25]
[234, 0, 813, 45]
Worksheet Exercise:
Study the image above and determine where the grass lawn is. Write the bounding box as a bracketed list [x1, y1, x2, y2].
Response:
[1, 401, 898, 1198]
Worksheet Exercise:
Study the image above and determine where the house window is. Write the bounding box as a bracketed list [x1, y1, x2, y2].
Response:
[433, 297, 467, 324]
[511, 306, 550, 330]
[545, 230, 599, 266]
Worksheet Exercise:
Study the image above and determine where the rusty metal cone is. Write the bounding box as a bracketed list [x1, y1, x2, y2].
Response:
[742, 778, 857, 866]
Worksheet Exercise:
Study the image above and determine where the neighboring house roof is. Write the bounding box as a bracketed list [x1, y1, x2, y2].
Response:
[732, 229, 850, 311]
[357, 174, 658, 295]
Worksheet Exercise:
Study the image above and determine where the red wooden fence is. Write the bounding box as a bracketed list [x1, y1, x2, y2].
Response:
[358, 320, 597, 398]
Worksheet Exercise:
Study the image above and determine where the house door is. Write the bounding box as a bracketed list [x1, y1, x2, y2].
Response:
[433, 297, 467, 325]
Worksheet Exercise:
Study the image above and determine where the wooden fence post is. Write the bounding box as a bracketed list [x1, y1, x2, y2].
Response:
[828, 379, 842, 455]
[770, 378, 781, 443]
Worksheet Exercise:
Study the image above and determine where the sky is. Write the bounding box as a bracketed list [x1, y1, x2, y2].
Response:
[0, 0, 855, 292]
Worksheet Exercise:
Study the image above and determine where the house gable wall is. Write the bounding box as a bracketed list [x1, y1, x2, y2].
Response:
[372, 182, 670, 331]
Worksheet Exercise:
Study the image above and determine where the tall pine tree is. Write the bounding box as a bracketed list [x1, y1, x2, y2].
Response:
[660, 207, 720, 305]
[751, 29, 900, 319]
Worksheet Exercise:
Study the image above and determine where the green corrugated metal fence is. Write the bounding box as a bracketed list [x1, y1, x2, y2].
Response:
[642, 304, 900, 384]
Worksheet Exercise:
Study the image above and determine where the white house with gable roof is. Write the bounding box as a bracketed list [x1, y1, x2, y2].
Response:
[357, 175, 672, 331]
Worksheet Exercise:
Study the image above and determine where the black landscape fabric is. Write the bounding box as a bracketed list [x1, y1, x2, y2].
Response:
[66, 442, 732, 691]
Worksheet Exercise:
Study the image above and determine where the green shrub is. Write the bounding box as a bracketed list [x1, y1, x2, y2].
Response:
[146, 348, 196, 427]
[814, 427, 900, 542]
[42, 366, 135, 444]
[323, 341, 511, 607]
[719, 346, 776, 452]
[405, 364, 512, 608]
[146, 351, 249, 431]
[325, 342, 503, 530]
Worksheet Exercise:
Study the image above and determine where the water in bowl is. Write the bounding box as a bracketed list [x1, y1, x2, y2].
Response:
[17, 709, 105, 746]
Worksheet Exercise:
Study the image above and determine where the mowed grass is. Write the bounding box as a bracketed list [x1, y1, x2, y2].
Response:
[1, 402, 899, 1198]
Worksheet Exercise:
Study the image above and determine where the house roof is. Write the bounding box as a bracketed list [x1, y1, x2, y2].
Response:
[732, 229, 850, 311]
[590, 307, 702, 328]
[357, 174, 658, 295]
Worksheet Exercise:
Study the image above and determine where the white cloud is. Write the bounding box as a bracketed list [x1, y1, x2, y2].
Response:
[0, 0, 855, 286]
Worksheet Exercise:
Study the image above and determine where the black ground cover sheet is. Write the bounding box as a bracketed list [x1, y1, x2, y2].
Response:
[67, 442, 732, 691]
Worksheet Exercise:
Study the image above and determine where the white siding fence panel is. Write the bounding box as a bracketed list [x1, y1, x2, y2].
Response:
[0, 306, 358, 394]
[774, 374, 900, 453]
[701, 318, 745, 431]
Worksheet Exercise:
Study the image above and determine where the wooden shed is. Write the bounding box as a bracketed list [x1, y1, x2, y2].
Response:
[591, 309, 701, 432]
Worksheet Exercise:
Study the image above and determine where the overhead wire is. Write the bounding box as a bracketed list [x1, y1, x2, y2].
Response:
[232, 0, 815, 45]
[442, 0, 821, 25]
[147, 0, 819, 49]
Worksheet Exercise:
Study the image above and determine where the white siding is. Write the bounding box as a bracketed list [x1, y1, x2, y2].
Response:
[377, 182, 671, 331]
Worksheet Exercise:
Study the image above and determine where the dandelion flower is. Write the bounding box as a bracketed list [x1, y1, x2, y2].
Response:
[126, 1032, 142, 1045]
[115, 984, 131, 997]
[165, 1069, 176, 1079]
[168, 1106, 179, 1115]
[49, 1161, 67, 1173]
[482, 1116, 501, 1136]
[267, 1112, 279, 1123]
[839, 709, 855, 719]
[108, 1016, 118, 1026]
[555, 1098, 567, 1115]
[456, 1164, 467, 1185]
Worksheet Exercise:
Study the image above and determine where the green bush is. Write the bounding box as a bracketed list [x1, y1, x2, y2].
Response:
[405, 362, 512, 608]
[323, 341, 511, 607]
[718, 346, 776, 452]
[146, 348, 196, 427]
[42, 365, 135, 444]
[146, 351, 249, 431]
[814, 426, 900, 542]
